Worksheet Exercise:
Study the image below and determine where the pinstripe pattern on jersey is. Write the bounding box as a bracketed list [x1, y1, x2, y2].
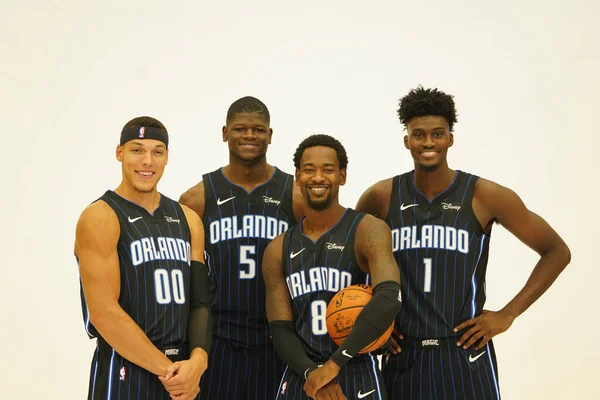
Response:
[202, 167, 296, 346]
[383, 338, 500, 399]
[385, 170, 490, 339]
[276, 355, 387, 400]
[282, 209, 370, 362]
[78, 190, 192, 399]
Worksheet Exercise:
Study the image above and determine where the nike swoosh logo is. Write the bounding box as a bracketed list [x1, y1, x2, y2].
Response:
[400, 203, 418, 211]
[342, 350, 353, 358]
[217, 196, 235, 205]
[128, 216, 143, 223]
[357, 389, 376, 399]
[469, 350, 487, 362]
[290, 248, 305, 258]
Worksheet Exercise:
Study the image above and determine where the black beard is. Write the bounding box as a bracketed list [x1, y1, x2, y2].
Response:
[417, 162, 440, 172]
[307, 193, 332, 211]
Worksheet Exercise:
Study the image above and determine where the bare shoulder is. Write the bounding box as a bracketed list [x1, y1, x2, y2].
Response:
[76, 200, 119, 233]
[354, 213, 395, 273]
[179, 180, 205, 218]
[356, 214, 393, 253]
[474, 177, 509, 197]
[357, 213, 393, 237]
[474, 177, 524, 215]
[180, 203, 202, 225]
[355, 177, 394, 218]
[75, 200, 119, 253]
[265, 233, 285, 258]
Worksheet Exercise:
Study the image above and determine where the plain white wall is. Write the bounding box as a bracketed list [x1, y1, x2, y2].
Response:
[1, 0, 598, 398]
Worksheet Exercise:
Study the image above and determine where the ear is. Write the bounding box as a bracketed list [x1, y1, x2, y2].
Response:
[268, 128, 273, 144]
[448, 132, 454, 148]
[116, 144, 124, 162]
[339, 168, 347, 186]
[404, 135, 409, 150]
[222, 126, 228, 142]
[295, 168, 300, 184]
[164, 149, 169, 165]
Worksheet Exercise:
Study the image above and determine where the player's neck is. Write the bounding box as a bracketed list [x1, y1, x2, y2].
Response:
[413, 164, 456, 201]
[302, 204, 347, 238]
[114, 183, 161, 214]
[223, 160, 274, 191]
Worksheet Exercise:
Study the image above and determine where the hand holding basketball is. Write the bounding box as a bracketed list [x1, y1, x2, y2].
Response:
[326, 284, 394, 354]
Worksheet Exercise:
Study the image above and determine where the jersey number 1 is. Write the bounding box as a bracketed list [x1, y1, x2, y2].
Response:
[423, 258, 432, 293]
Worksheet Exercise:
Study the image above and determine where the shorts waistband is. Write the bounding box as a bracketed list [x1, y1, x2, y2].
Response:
[400, 336, 458, 349]
[98, 338, 188, 361]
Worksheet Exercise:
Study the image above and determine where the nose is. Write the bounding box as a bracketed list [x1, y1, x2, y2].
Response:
[242, 128, 257, 140]
[141, 150, 153, 166]
[312, 170, 326, 182]
[423, 133, 435, 148]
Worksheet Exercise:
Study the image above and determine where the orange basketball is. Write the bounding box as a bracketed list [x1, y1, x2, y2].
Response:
[326, 284, 394, 354]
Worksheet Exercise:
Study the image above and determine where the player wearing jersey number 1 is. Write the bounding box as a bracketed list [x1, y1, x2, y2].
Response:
[356, 87, 571, 399]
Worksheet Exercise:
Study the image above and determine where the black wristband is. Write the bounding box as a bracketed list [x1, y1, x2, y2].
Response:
[269, 320, 319, 379]
[190, 261, 210, 307]
[330, 280, 402, 367]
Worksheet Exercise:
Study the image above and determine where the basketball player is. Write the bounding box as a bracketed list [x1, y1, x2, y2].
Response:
[356, 86, 572, 399]
[179, 96, 303, 399]
[263, 134, 403, 400]
[75, 117, 213, 400]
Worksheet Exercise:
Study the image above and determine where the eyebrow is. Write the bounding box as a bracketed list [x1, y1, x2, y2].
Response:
[301, 162, 337, 167]
[232, 123, 267, 128]
[412, 127, 445, 132]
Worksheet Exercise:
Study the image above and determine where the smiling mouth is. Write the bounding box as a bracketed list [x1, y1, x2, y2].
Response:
[307, 186, 329, 194]
[419, 150, 439, 159]
[136, 171, 155, 178]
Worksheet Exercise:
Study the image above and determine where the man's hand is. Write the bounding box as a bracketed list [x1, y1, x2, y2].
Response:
[159, 349, 208, 399]
[454, 309, 514, 350]
[303, 360, 340, 399]
[388, 328, 403, 355]
[373, 328, 403, 357]
[315, 381, 346, 400]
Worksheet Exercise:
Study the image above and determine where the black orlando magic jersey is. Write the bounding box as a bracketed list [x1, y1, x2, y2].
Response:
[79, 190, 192, 347]
[282, 209, 369, 362]
[385, 170, 490, 338]
[203, 167, 296, 346]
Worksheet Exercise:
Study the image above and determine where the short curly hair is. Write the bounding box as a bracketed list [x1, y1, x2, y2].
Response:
[293, 134, 348, 170]
[397, 86, 458, 131]
[226, 96, 270, 125]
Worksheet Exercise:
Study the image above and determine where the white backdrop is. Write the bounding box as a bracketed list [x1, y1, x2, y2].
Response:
[1, 0, 598, 398]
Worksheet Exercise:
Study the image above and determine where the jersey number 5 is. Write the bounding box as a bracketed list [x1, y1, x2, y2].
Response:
[239, 245, 256, 279]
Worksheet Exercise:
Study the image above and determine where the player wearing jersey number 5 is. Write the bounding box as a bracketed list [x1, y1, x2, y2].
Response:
[179, 97, 304, 400]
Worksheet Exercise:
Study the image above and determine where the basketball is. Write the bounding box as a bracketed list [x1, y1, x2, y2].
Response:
[325, 284, 394, 354]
